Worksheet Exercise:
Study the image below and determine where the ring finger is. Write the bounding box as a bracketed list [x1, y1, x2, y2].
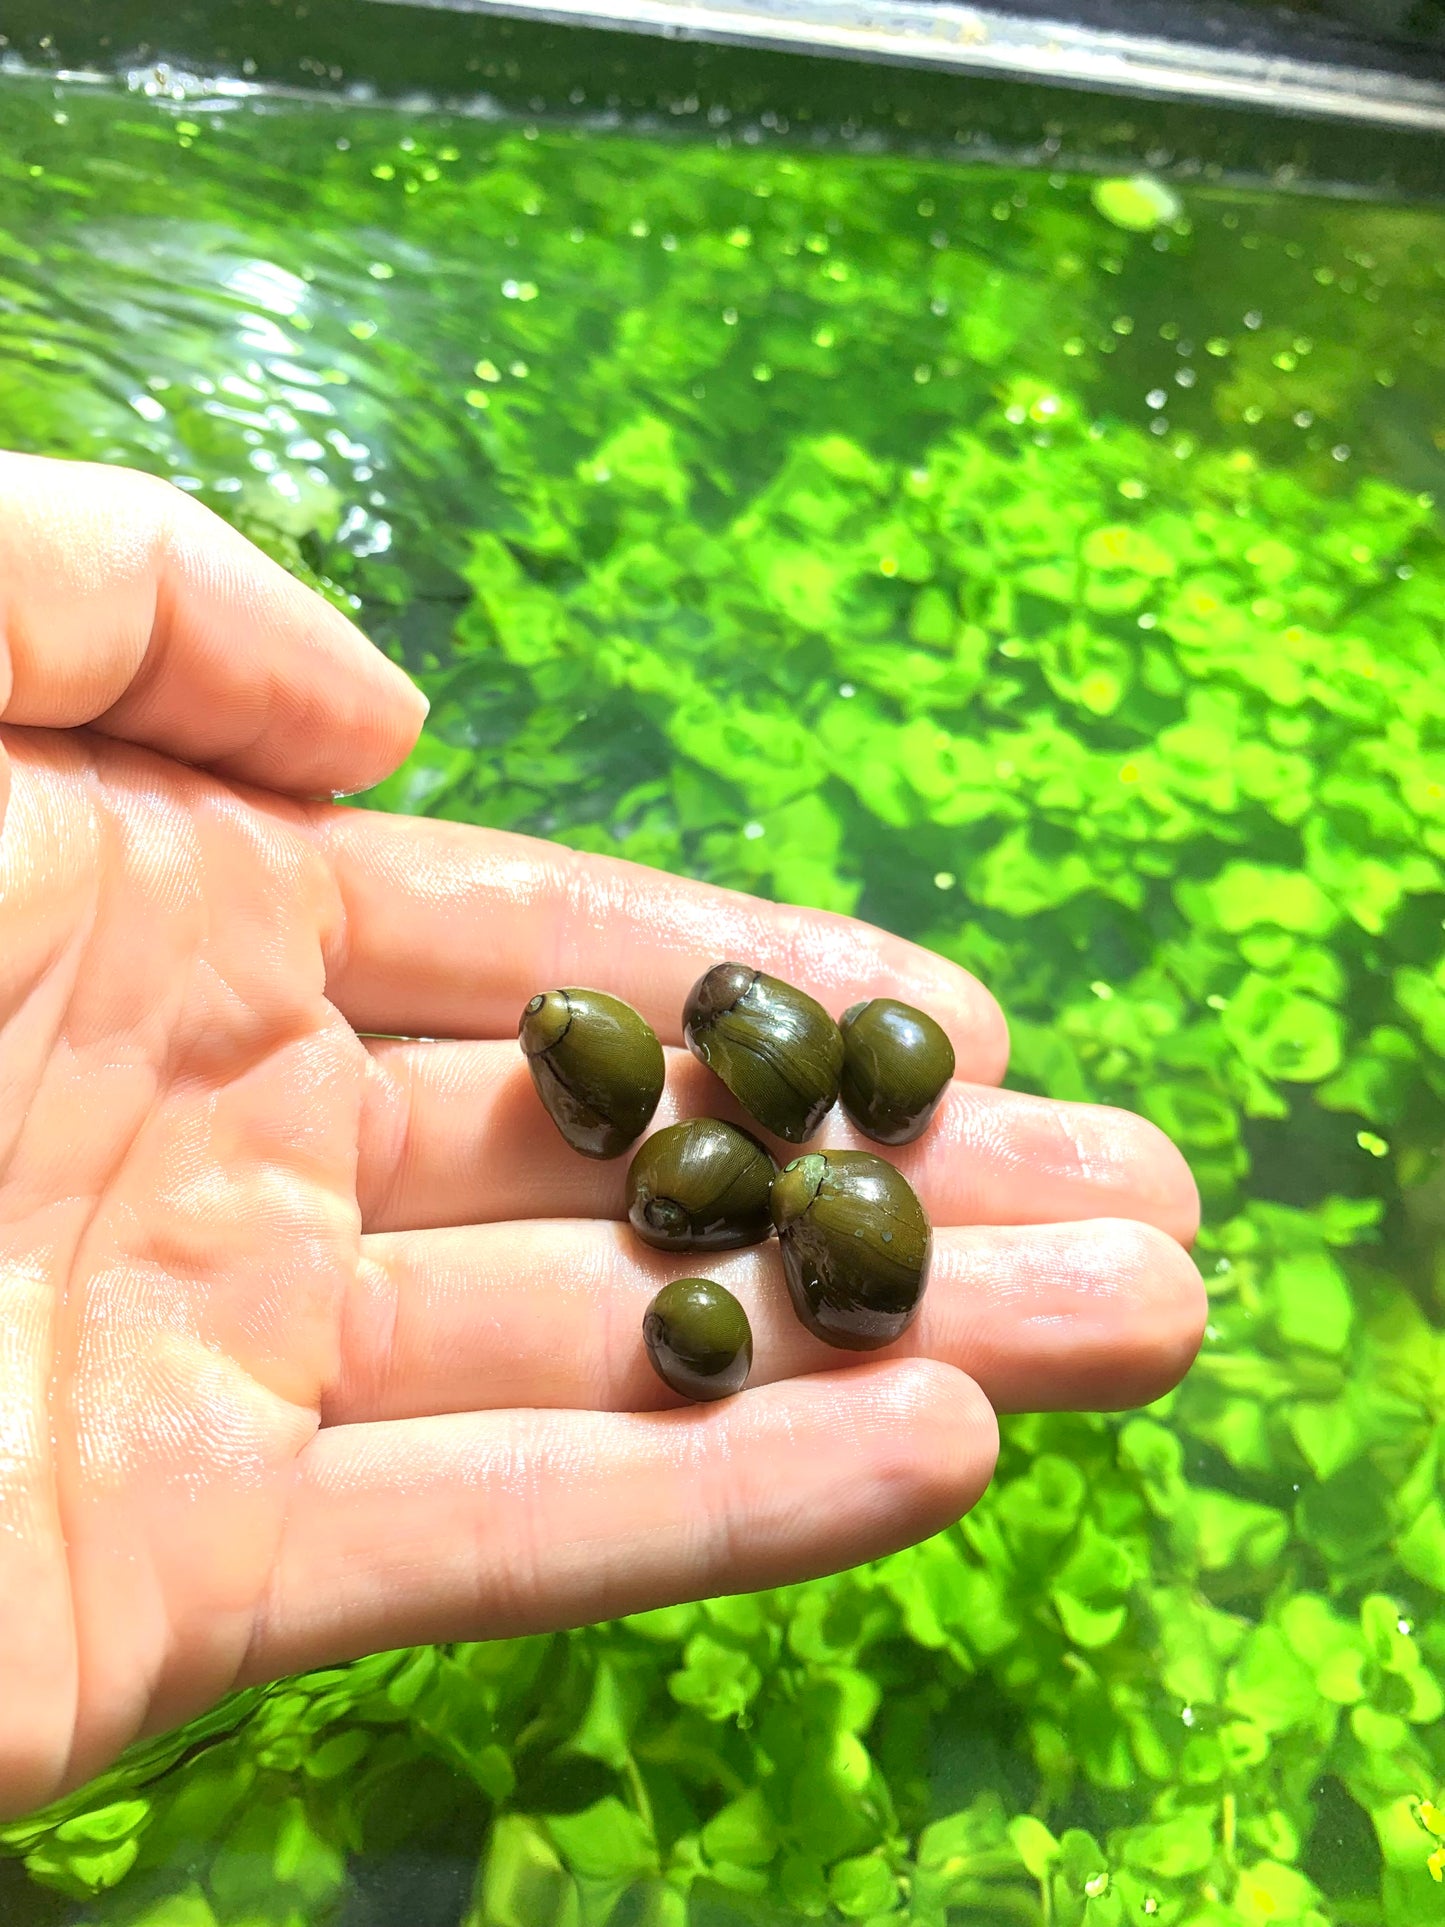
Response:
[327, 1214, 1205, 1425]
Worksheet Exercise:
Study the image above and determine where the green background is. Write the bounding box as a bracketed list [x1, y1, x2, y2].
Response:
[0, 65, 1444, 1927]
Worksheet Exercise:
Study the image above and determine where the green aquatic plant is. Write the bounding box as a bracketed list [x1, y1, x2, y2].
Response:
[0, 75, 1443, 1927]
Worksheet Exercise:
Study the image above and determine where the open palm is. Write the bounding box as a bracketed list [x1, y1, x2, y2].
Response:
[0, 456, 1203, 1820]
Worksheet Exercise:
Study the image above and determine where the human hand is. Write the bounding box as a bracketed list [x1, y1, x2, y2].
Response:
[0, 454, 1203, 1818]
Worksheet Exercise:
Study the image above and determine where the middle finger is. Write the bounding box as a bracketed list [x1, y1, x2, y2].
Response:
[358, 1040, 1200, 1244]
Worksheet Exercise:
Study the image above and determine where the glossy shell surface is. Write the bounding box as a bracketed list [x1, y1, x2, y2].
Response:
[626, 1117, 778, 1251]
[770, 1149, 930, 1350]
[643, 1277, 753, 1401]
[682, 962, 842, 1143]
[519, 987, 664, 1159]
[839, 997, 955, 1145]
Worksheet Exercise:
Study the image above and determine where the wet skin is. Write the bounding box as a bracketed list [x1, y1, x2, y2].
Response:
[0, 453, 1205, 1819]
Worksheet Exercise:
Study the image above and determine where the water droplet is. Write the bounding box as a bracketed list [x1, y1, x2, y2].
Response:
[933, 871, 955, 890]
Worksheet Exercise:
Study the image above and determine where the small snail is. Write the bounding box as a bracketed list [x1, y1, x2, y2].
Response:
[519, 988, 664, 1159]
[839, 998, 955, 1145]
[682, 963, 843, 1143]
[770, 1149, 930, 1350]
[643, 1278, 753, 1402]
[626, 1118, 778, 1251]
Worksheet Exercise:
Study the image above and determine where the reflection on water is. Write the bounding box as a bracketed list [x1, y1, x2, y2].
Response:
[1, 69, 1444, 1927]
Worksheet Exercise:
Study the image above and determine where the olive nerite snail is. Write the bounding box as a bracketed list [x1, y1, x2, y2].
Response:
[518, 963, 956, 1397]
[518, 987, 664, 1159]
[626, 1118, 778, 1252]
[643, 1277, 754, 1401]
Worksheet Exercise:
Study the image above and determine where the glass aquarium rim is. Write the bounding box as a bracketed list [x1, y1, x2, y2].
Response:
[14, 0, 1445, 207]
[379, 0, 1445, 133]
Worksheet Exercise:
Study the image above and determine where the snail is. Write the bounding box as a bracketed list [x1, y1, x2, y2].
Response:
[626, 1118, 778, 1251]
[518, 987, 664, 1159]
[838, 997, 955, 1145]
[682, 962, 843, 1143]
[642, 1277, 753, 1402]
[770, 1149, 930, 1350]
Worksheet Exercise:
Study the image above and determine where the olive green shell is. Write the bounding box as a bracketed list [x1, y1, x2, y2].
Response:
[643, 1277, 753, 1402]
[519, 987, 664, 1159]
[839, 998, 956, 1145]
[626, 1118, 778, 1251]
[770, 1149, 930, 1351]
[682, 962, 843, 1143]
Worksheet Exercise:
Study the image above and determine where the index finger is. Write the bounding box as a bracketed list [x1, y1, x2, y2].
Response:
[311, 810, 1010, 1081]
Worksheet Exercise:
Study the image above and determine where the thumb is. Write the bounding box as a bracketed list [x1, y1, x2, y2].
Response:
[0, 452, 427, 797]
